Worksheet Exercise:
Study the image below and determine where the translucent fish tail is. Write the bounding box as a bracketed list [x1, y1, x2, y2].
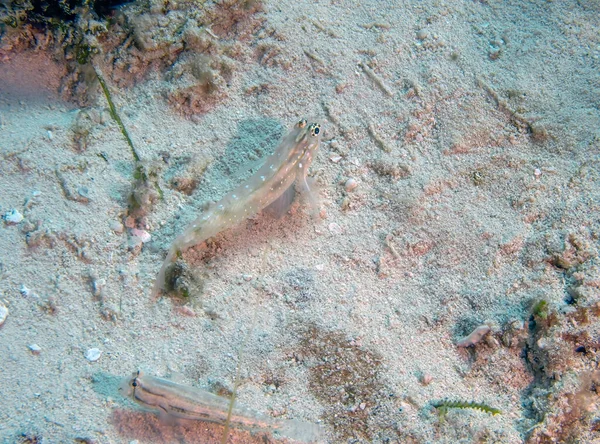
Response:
[150, 247, 177, 301]
[274, 419, 323, 443]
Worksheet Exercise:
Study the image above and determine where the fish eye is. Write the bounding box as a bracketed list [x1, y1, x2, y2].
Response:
[132, 380, 138, 387]
[298, 119, 307, 128]
[309, 123, 321, 137]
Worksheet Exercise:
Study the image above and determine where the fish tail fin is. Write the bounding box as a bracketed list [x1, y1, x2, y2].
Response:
[150, 247, 177, 302]
[275, 419, 324, 443]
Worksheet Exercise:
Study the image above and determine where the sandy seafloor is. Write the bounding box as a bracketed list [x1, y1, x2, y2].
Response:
[1, 0, 600, 443]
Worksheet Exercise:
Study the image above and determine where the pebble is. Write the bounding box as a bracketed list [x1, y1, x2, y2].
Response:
[20, 285, 31, 297]
[130, 228, 151, 243]
[77, 186, 89, 199]
[85, 348, 102, 362]
[420, 373, 433, 385]
[0, 302, 8, 326]
[416, 29, 428, 40]
[3, 209, 24, 224]
[109, 220, 124, 234]
[29, 344, 41, 354]
[344, 178, 358, 192]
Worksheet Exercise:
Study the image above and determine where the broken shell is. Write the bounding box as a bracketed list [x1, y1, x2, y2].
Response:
[85, 348, 102, 362]
[0, 302, 7, 326]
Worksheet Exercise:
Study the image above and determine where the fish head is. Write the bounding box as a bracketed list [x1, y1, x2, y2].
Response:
[294, 118, 323, 174]
[119, 369, 143, 399]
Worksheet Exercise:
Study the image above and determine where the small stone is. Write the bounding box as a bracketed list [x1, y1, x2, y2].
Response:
[109, 220, 124, 234]
[510, 320, 525, 331]
[0, 302, 8, 326]
[359, 402, 366, 410]
[341, 196, 351, 211]
[91, 278, 105, 298]
[29, 344, 42, 354]
[420, 373, 433, 385]
[124, 216, 136, 229]
[242, 274, 253, 281]
[330, 155, 342, 163]
[344, 178, 358, 192]
[534, 168, 542, 177]
[416, 29, 428, 40]
[4, 209, 24, 224]
[130, 228, 151, 243]
[485, 334, 500, 348]
[77, 186, 89, 199]
[85, 348, 102, 362]
[536, 337, 548, 350]
[488, 47, 501, 60]
[20, 285, 31, 297]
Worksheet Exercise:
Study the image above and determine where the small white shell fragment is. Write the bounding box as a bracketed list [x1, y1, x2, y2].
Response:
[456, 325, 491, 347]
[85, 348, 102, 362]
[4, 209, 24, 224]
[0, 302, 8, 326]
[328, 222, 343, 235]
[345, 178, 358, 192]
[130, 228, 151, 243]
[534, 168, 542, 177]
[28, 344, 41, 354]
[20, 285, 30, 297]
[330, 155, 342, 163]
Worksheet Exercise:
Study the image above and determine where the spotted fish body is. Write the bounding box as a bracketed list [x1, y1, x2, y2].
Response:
[151, 119, 323, 298]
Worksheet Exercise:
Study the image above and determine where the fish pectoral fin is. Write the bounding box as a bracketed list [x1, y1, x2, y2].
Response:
[264, 183, 296, 219]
